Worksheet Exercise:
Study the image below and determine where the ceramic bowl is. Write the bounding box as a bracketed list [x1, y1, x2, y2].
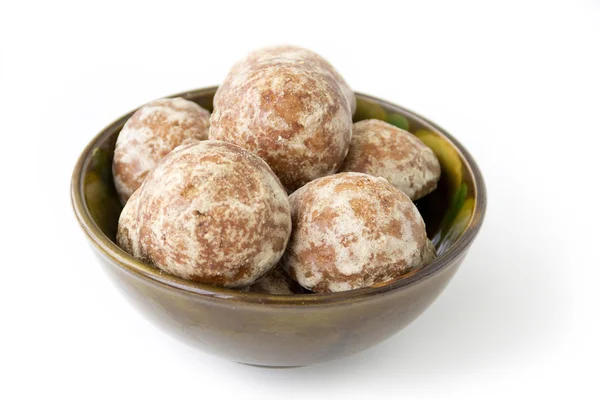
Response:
[71, 87, 486, 367]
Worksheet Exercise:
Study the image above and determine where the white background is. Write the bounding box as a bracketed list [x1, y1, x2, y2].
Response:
[1, 1, 599, 399]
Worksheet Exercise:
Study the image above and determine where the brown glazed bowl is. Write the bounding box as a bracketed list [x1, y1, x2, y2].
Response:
[71, 87, 486, 367]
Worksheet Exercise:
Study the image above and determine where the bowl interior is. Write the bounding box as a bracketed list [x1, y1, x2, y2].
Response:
[78, 87, 479, 290]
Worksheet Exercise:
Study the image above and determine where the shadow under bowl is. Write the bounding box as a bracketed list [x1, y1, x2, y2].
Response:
[71, 87, 486, 367]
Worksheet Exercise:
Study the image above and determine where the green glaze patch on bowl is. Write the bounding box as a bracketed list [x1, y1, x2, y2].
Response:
[84, 148, 122, 241]
[353, 97, 388, 122]
[387, 113, 410, 131]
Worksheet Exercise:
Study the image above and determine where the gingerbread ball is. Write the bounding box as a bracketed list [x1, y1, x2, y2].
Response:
[210, 58, 353, 193]
[422, 239, 437, 266]
[117, 140, 292, 288]
[246, 267, 303, 295]
[281, 172, 429, 293]
[220, 45, 356, 114]
[340, 120, 441, 200]
[113, 97, 210, 204]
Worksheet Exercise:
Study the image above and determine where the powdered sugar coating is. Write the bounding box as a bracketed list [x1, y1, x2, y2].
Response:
[113, 97, 210, 204]
[281, 172, 429, 293]
[117, 188, 145, 261]
[219, 45, 356, 114]
[210, 58, 353, 193]
[117, 140, 292, 288]
[421, 239, 437, 266]
[340, 120, 441, 200]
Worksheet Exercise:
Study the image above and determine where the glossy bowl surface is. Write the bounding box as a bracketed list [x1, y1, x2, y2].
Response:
[71, 87, 486, 367]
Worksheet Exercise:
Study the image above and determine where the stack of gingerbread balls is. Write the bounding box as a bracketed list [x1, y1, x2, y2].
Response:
[114, 45, 441, 295]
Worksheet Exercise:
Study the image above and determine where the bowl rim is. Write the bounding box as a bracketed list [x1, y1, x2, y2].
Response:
[71, 86, 487, 305]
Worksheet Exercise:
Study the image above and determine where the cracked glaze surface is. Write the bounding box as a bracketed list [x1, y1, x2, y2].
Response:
[281, 172, 429, 293]
[341, 120, 441, 200]
[117, 140, 292, 288]
[210, 58, 352, 193]
[218, 45, 356, 114]
[113, 97, 210, 204]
